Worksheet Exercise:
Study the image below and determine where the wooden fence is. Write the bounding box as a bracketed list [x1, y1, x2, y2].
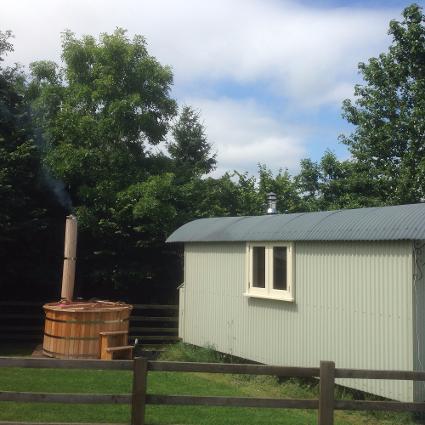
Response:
[0, 301, 179, 347]
[2, 357, 425, 425]
[129, 304, 179, 347]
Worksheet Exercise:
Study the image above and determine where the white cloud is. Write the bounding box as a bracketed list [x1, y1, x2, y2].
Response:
[1, 0, 403, 175]
[2, 0, 397, 107]
[184, 97, 306, 177]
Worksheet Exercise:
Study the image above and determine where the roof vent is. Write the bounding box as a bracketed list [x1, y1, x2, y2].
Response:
[266, 192, 277, 215]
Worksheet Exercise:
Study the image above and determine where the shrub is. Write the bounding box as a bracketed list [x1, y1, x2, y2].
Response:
[159, 342, 231, 363]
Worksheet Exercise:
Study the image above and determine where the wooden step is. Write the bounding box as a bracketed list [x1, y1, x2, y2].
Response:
[99, 331, 132, 360]
[106, 345, 134, 353]
[102, 345, 133, 360]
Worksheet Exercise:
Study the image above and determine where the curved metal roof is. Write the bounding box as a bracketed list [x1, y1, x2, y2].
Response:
[166, 203, 425, 243]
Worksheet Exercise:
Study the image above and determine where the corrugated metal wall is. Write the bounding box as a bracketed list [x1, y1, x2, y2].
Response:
[181, 241, 415, 401]
[413, 241, 425, 401]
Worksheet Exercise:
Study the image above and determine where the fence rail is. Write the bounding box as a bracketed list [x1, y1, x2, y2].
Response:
[2, 356, 425, 425]
[0, 302, 179, 345]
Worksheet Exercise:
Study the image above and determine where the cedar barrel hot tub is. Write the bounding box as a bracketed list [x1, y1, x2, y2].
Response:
[43, 300, 132, 359]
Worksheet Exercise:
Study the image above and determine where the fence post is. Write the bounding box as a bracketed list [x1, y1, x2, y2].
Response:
[131, 357, 148, 425]
[318, 361, 335, 425]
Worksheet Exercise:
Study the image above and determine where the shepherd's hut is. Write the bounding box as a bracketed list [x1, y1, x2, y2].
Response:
[167, 202, 425, 402]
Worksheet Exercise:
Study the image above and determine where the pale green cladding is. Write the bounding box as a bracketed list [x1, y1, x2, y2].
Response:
[180, 241, 415, 401]
[413, 242, 425, 401]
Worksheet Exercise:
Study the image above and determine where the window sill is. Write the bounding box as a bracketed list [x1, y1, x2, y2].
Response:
[243, 292, 295, 302]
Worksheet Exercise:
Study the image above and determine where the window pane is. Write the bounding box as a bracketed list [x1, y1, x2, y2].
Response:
[273, 247, 287, 290]
[252, 246, 265, 288]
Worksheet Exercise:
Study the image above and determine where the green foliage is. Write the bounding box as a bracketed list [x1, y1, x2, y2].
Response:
[116, 173, 178, 245]
[159, 342, 230, 363]
[189, 172, 263, 217]
[0, 31, 64, 296]
[0, 31, 36, 235]
[168, 106, 216, 179]
[29, 28, 177, 191]
[258, 165, 301, 213]
[26, 29, 182, 295]
[0, 30, 13, 59]
[180, 165, 301, 219]
[293, 152, 385, 212]
[295, 158, 321, 209]
[340, 4, 425, 205]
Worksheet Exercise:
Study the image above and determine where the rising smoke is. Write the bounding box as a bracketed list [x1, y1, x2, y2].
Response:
[43, 172, 73, 212]
[51, 178, 72, 212]
[32, 120, 73, 212]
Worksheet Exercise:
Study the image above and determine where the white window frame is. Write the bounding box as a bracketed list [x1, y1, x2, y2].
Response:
[244, 242, 295, 302]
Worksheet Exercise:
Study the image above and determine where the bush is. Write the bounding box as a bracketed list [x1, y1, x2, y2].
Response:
[159, 342, 232, 363]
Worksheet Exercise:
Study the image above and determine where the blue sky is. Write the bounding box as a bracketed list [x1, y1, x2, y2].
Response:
[2, 0, 424, 177]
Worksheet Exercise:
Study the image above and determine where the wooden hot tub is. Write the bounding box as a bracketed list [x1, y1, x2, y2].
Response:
[42, 301, 132, 359]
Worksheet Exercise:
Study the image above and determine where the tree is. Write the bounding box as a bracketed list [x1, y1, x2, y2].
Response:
[318, 152, 383, 210]
[258, 165, 300, 213]
[289, 151, 384, 212]
[168, 106, 216, 179]
[0, 30, 41, 241]
[182, 165, 300, 219]
[340, 4, 425, 204]
[28, 29, 178, 296]
[28, 29, 176, 201]
[295, 158, 321, 211]
[0, 31, 64, 297]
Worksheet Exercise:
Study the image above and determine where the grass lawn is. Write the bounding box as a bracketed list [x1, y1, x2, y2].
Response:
[0, 367, 416, 425]
[0, 343, 416, 425]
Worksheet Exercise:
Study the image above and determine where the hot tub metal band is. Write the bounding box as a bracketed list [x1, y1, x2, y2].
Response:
[43, 332, 101, 341]
[43, 348, 96, 357]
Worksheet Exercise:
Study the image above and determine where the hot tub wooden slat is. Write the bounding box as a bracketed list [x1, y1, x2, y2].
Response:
[42, 302, 132, 359]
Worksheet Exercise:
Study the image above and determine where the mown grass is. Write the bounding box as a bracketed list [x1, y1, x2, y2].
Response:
[0, 342, 417, 425]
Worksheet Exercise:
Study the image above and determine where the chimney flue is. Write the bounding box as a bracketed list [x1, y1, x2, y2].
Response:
[266, 192, 277, 215]
[61, 215, 77, 301]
